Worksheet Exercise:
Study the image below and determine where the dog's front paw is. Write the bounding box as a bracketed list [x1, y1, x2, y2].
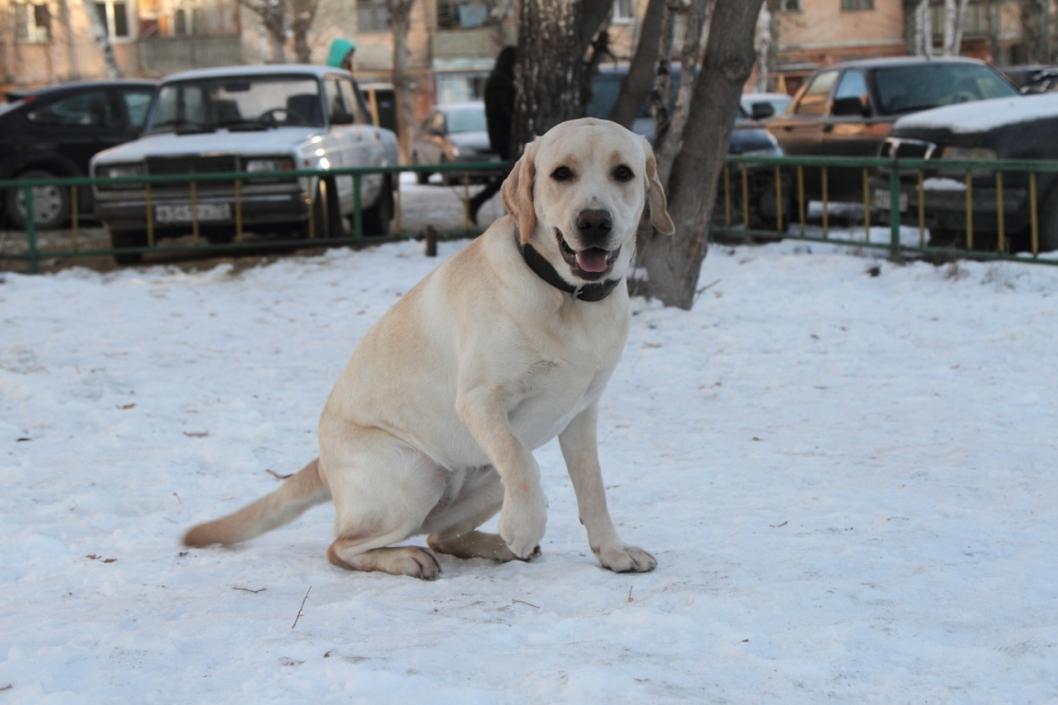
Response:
[499, 492, 547, 560]
[597, 544, 657, 573]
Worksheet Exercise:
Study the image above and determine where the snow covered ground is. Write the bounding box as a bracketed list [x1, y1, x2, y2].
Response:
[2, 239, 1057, 704]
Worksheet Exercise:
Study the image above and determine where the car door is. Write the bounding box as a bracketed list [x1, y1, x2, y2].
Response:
[340, 77, 387, 204]
[818, 69, 890, 201]
[23, 88, 127, 175]
[322, 75, 375, 213]
[767, 69, 838, 198]
[117, 86, 155, 138]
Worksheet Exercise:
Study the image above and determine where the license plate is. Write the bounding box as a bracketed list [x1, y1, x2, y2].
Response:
[872, 188, 908, 213]
[155, 203, 232, 223]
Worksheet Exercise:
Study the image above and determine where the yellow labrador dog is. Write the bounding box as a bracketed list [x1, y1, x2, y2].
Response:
[183, 117, 674, 579]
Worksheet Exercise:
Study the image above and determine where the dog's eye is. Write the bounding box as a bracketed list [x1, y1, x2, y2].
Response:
[612, 165, 634, 182]
[550, 166, 574, 182]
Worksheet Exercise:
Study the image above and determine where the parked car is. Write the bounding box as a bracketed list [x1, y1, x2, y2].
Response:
[587, 65, 789, 227]
[0, 79, 157, 228]
[741, 91, 791, 120]
[409, 101, 497, 184]
[91, 65, 399, 264]
[873, 92, 1058, 252]
[766, 57, 1018, 201]
[359, 81, 397, 131]
[1001, 64, 1058, 93]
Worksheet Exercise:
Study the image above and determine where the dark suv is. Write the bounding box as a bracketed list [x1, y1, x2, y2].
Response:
[0, 79, 157, 228]
[767, 57, 1017, 201]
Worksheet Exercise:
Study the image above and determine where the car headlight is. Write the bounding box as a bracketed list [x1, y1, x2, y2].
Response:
[940, 146, 998, 161]
[244, 157, 295, 173]
[98, 163, 143, 179]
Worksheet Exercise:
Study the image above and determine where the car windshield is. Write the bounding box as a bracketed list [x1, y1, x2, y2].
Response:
[444, 106, 486, 133]
[874, 64, 1017, 115]
[147, 75, 324, 133]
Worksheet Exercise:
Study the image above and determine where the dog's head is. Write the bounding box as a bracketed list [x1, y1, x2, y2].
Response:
[502, 118, 675, 283]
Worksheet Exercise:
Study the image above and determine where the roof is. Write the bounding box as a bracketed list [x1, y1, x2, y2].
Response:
[5, 78, 157, 100]
[162, 64, 352, 83]
[829, 56, 986, 70]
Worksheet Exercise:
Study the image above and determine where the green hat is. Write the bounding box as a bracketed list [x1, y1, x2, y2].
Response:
[326, 38, 357, 68]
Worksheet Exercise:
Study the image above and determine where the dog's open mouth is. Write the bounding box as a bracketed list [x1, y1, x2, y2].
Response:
[556, 229, 620, 280]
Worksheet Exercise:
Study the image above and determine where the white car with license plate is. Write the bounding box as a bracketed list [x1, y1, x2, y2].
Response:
[91, 65, 399, 263]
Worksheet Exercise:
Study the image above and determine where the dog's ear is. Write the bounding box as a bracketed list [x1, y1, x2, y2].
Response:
[642, 137, 675, 236]
[502, 139, 539, 245]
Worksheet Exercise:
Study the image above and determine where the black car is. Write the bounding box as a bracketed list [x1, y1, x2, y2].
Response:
[875, 92, 1058, 252]
[767, 57, 1017, 201]
[0, 79, 157, 228]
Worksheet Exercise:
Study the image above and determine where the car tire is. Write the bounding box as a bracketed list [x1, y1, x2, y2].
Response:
[110, 228, 146, 265]
[324, 176, 348, 238]
[362, 177, 394, 237]
[5, 169, 70, 230]
[412, 153, 430, 185]
[1039, 193, 1058, 254]
[301, 180, 331, 241]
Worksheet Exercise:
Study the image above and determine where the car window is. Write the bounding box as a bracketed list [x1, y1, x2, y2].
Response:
[26, 90, 113, 127]
[874, 63, 1018, 115]
[834, 70, 869, 105]
[323, 78, 346, 122]
[445, 106, 486, 133]
[338, 79, 371, 124]
[121, 89, 154, 128]
[795, 70, 839, 116]
[149, 77, 323, 131]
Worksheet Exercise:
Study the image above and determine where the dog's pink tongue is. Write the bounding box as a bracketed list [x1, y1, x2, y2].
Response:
[575, 248, 610, 273]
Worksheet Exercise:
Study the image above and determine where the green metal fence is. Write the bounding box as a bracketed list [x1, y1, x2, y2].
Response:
[3, 155, 1058, 272]
[0, 161, 509, 273]
[715, 154, 1058, 266]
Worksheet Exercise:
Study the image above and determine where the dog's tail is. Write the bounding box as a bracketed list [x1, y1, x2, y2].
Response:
[182, 458, 329, 548]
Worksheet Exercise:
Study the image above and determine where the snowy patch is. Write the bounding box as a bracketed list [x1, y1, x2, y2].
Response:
[2, 240, 1057, 703]
[894, 92, 1058, 134]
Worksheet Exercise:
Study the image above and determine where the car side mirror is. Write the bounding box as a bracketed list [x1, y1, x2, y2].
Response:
[751, 101, 775, 120]
[831, 95, 870, 118]
[331, 111, 354, 126]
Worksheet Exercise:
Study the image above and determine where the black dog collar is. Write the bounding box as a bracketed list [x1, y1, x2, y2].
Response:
[517, 233, 621, 302]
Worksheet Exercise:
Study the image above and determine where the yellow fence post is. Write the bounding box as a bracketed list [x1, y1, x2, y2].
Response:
[774, 166, 783, 233]
[822, 167, 829, 238]
[235, 179, 243, 241]
[145, 183, 154, 247]
[463, 171, 471, 231]
[1030, 172, 1039, 257]
[797, 165, 805, 235]
[741, 166, 750, 228]
[724, 166, 732, 226]
[965, 172, 974, 250]
[394, 171, 403, 234]
[917, 170, 925, 248]
[70, 185, 79, 251]
[190, 180, 200, 245]
[862, 168, 870, 241]
[995, 172, 1005, 253]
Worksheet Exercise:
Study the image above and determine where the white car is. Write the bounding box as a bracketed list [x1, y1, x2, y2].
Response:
[91, 64, 399, 263]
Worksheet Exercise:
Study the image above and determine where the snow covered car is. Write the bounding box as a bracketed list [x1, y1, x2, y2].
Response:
[91, 65, 399, 263]
[875, 92, 1058, 252]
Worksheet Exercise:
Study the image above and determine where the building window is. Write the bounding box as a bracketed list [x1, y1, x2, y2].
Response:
[613, 0, 634, 22]
[93, 0, 132, 39]
[841, 0, 874, 10]
[357, 0, 389, 32]
[437, 1, 488, 30]
[15, 2, 52, 43]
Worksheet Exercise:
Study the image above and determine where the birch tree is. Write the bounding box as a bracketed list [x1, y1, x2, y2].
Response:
[83, 0, 121, 77]
[942, 0, 971, 55]
[911, 0, 933, 57]
[239, 0, 287, 62]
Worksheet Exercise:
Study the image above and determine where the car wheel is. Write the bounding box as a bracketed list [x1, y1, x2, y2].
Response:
[324, 176, 348, 238]
[1038, 193, 1058, 254]
[412, 153, 430, 185]
[362, 177, 394, 237]
[110, 228, 146, 265]
[301, 180, 331, 241]
[5, 169, 70, 229]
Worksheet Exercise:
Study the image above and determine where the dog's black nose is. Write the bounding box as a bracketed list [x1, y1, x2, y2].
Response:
[576, 209, 613, 244]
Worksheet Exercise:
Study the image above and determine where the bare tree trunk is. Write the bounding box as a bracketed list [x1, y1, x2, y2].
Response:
[484, 0, 515, 51]
[83, 0, 121, 78]
[511, 0, 612, 153]
[609, 0, 667, 128]
[636, 0, 764, 309]
[646, 2, 677, 150]
[240, 0, 288, 62]
[290, 0, 320, 63]
[912, 0, 933, 57]
[387, 0, 416, 162]
[943, 0, 970, 55]
[756, 2, 771, 92]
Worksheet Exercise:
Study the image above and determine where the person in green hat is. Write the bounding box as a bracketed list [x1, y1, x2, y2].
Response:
[326, 38, 357, 71]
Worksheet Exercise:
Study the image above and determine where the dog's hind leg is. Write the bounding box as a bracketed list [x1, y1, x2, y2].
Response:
[423, 467, 529, 563]
[320, 425, 447, 580]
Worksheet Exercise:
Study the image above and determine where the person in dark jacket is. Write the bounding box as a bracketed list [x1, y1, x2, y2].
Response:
[468, 46, 517, 226]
